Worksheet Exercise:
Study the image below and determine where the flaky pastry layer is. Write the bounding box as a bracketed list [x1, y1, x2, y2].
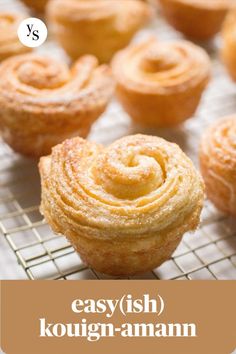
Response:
[159, 0, 231, 40]
[39, 134, 204, 275]
[47, 0, 151, 63]
[200, 116, 236, 216]
[0, 53, 114, 157]
[0, 12, 31, 62]
[222, 9, 236, 81]
[112, 38, 211, 127]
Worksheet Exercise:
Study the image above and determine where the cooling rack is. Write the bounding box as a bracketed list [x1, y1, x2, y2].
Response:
[0, 0, 236, 280]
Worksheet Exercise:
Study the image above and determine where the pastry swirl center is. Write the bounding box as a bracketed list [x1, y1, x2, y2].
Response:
[16, 59, 70, 89]
[141, 46, 181, 73]
[92, 145, 166, 200]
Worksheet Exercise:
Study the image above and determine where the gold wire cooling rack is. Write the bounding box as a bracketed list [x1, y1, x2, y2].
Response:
[0, 0, 236, 280]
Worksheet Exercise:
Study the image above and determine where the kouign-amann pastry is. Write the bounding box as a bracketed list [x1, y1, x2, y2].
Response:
[39, 134, 204, 275]
[22, 0, 48, 13]
[200, 116, 236, 216]
[112, 38, 211, 128]
[0, 54, 113, 157]
[47, 0, 151, 63]
[222, 9, 236, 81]
[0, 12, 31, 61]
[159, 0, 231, 40]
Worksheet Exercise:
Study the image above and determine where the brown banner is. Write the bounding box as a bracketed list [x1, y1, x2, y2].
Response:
[1, 281, 236, 354]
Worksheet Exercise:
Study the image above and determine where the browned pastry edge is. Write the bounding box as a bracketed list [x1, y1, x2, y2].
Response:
[221, 9, 236, 81]
[159, 0, 230, 40]
[47, 0, 152, 63]
[0, 12, 31, 62]
[22, 0, 48, 13]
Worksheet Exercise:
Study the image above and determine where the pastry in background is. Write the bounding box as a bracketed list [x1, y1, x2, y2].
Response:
[47, 0, 151, 63]
[0, 12, 31, 61]
[0, 54, 113, 158]
[221, 9, 236, 81]
[200, 116, 236, 216]
[159, 0, 231, 40]
[39, 134, 204, 276]
[112, 38, 211, 128]
[21, 0, 48, 13]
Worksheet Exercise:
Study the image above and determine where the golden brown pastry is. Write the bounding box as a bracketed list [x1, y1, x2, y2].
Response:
[21, 0, 48, 13]
[39, 134, 204, 276]
[112, 38, 211, 128]
[47, 0, 151, 63]
[0, 12, 31, 61]
[0, 53, 113, 158]
[221, 9, 236, 81]
[200, 116, 236, 216]
[159, 0, 231, 40]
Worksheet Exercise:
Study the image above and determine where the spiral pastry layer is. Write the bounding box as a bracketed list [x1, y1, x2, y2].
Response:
[0, 53, 113, 157]
[221, 9, 236, 81]
[112, 38, 211, 128]
[159, 0, 231, 40]
[22, 0, 48, 12]
[0, 12, 31, 61]
[47, 0, 151, 63]
[200, 116, 236, 216]
[39, 134, 204, 275]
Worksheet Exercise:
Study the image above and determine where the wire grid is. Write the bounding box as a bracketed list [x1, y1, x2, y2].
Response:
[0, 0, 236, 280]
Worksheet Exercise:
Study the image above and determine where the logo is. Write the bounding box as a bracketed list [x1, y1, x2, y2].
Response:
[17, 17, 48, 48]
